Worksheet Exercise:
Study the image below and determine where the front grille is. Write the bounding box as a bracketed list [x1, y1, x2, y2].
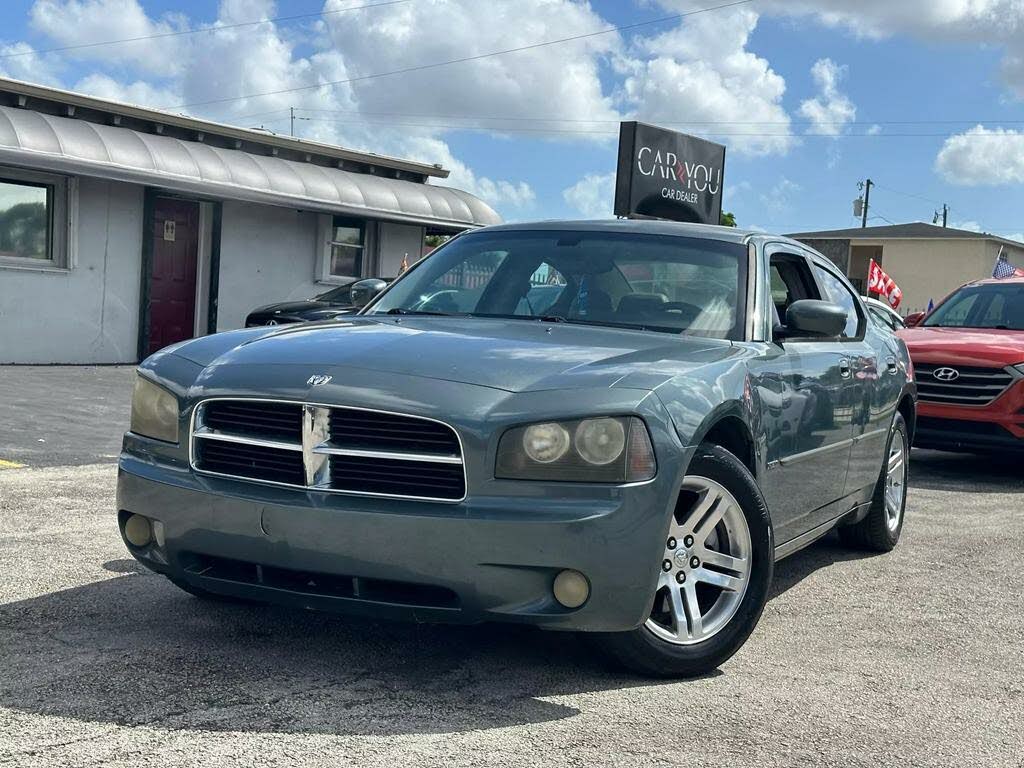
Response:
[202, 400, 302, 442]
[191, 399, 465, 501]
[330, 408, 460, 455]
[194, 439, 305, 486]
[181, 553, 460, 609]
[914, 363, 1016, 406]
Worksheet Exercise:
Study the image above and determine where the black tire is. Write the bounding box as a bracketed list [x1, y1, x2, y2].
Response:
[167, 576, 263, 605]
[590, 444, 774, 678]
[838, 412, 909, 552]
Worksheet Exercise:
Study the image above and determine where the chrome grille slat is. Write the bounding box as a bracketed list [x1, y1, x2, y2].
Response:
[191, 398, 466, 502]
[914, 363, 1017, 406]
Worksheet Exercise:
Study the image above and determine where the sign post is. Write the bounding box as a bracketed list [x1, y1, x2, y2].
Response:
[614, 121, 726, 225]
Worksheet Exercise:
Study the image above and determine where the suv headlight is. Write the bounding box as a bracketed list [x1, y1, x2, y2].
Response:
[130, 375, 180, 443]
[496, 417, 656, 483]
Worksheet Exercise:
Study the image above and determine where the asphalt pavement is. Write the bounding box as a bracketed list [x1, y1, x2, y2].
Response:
[1, 367, 1022, 767]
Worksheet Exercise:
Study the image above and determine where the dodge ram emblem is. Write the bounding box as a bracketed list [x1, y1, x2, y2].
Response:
[306, 374, 333, 387]
[933, 367, 960, 382]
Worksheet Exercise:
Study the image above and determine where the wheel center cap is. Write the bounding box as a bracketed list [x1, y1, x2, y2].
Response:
[674, 549, 690, 568]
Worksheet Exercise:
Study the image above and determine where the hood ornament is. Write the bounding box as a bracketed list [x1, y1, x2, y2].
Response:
[933, 367, 960, 382]
[306, 374, 333, 387]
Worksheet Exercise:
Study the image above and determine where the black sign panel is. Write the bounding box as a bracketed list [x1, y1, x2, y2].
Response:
[614, 122, 726, 225]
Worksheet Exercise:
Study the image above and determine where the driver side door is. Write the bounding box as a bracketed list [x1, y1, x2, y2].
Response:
[756, 247, 855, 543]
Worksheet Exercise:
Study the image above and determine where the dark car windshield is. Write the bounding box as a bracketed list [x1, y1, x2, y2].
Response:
[923, 283, 1024, 330]
[314, 284, 353, 304]
[366, 230, 748, 339]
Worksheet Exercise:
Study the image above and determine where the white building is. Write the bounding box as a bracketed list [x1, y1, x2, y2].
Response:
[0, 78, 499, 363]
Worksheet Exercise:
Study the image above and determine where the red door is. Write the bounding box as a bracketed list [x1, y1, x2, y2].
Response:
[147, 198, 199, 356]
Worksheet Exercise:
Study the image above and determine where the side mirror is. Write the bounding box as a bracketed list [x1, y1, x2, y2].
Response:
[904, 311, 925, 328]
[349, 278, 388, 309]
[784, 299, 848, 338]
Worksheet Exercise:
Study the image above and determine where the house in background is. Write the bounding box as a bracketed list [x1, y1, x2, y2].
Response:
[0, 77, 499, 364]
[789, 223, 1024, 314]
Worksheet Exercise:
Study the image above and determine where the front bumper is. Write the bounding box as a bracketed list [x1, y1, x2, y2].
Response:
[914, 380, 1024, 453]
[117, 444, 686, 632]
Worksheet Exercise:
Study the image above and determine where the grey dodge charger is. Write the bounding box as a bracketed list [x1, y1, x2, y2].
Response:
[118, 220, 916, 677]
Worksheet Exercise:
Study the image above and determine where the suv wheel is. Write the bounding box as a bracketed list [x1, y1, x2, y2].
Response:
[592, 444, 774, 678]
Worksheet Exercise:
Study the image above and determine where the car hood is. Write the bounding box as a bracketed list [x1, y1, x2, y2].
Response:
[898, 326, 1024, 367]
[175, 316, 739, 393]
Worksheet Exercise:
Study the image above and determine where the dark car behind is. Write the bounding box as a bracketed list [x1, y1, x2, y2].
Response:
[245, 280, 360, 327]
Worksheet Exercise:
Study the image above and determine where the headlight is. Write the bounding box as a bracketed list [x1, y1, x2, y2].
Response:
[523, 423, 571, 463]
[130, 375, 179, 443]
[496, 416, 656, 483]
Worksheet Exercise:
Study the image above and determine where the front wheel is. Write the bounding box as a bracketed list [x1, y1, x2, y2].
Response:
[591, 444, 774, 678]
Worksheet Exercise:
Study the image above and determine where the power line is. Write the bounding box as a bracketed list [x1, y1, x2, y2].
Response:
[247, 115, 1024, 139]
[168, 0, 757, 110]
[0, 0, 411, 60]
[295, 107, 1024, 127]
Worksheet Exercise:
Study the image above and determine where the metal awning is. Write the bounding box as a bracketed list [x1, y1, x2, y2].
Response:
[0, 105, 501, 230]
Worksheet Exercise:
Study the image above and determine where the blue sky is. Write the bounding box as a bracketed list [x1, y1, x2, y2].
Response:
[2, 0, 1023, 240]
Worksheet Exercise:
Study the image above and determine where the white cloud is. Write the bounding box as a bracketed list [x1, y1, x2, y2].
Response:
[620, 7, 793, 156]
[29, 0, 187, 75]
[760, 177, 801, 215]
[0, 41, 62, 84]
[320, 0, 621, 131]
[72, 73, 179, 108]
[562, 172, 616, 219]
[935, 126, 1024, 185]
[798, 58, 856, 136]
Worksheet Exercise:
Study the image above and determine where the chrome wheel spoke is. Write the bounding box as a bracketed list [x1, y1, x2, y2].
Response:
[883, 429, 907, 532]
[695, 567, 744, 592]
[699, 548, 747, 573]
[682, 584, 703, 639]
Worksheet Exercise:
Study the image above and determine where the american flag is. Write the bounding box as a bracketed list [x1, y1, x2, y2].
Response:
[992, 246, 1024, 279]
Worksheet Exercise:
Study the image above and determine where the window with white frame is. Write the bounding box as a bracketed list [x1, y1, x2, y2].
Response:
[328, 217, 365, 278]
[0, 168, 72, 269]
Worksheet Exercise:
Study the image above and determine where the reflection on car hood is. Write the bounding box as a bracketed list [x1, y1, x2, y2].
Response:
[181, 316, 740, 393]
[898, 326, 1024, 367]
[248, 300, 332, 316]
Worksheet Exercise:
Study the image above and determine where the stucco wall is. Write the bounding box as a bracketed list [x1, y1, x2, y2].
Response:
[215, 200, 321, 331]
[877, 240, 991, 314]
[378, 222, 425, 277]
[0, 177, 143, 363]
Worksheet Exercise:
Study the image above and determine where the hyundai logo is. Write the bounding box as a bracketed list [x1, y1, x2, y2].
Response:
[306, 374, 333, 387]
[933, 367, 960, 382]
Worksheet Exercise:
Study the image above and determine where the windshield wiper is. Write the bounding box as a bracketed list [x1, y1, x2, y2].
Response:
[385, 307, 461, 317]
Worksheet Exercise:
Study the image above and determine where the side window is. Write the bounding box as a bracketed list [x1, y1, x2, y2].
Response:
[769, 253, 819, 322]
[812, 264, 862, 338]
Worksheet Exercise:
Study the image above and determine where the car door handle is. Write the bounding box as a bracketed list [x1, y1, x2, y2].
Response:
[839, 358, 852, 378]
[886, 356, 899, 375]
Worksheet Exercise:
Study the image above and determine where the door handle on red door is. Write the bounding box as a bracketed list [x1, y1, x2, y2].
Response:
[839, 358, 852, 378]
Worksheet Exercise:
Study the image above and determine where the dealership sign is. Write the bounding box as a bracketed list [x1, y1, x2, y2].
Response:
[614, 122, 726, 225]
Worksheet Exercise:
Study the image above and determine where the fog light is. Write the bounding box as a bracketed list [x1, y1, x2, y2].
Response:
[123, 514, 152, 548]
[553, 569, 590, 608]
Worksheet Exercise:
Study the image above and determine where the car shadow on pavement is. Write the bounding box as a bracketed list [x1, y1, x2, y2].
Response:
[909, 449, 1024, 494]
[0, 542, 846, 738]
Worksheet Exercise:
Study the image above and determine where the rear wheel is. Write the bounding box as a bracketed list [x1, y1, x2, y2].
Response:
[838, 412, 909, 552]
[592, 444, 773, 677]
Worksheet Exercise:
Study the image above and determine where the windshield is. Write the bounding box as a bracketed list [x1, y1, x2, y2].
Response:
[923, 283, 1024, 330]
[366, 230, 748, 339]
[315, 284, 353, 304]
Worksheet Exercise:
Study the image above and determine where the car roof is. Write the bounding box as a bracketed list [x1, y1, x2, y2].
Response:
[863, 296, 901, 315]
[968, 276, 1024, 286]
[470, 218, 792, 246]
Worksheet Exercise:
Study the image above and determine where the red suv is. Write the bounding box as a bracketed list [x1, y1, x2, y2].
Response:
[899, 277, 1024, 452]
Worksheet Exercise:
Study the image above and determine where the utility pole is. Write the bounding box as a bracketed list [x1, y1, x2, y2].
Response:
[933, 204, 949, 227]
[860, 178, 873, 228]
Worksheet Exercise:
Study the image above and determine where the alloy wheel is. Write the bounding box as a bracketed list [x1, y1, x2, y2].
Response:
[884, 428, 907, 532]
[645, 477, 752, 646]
